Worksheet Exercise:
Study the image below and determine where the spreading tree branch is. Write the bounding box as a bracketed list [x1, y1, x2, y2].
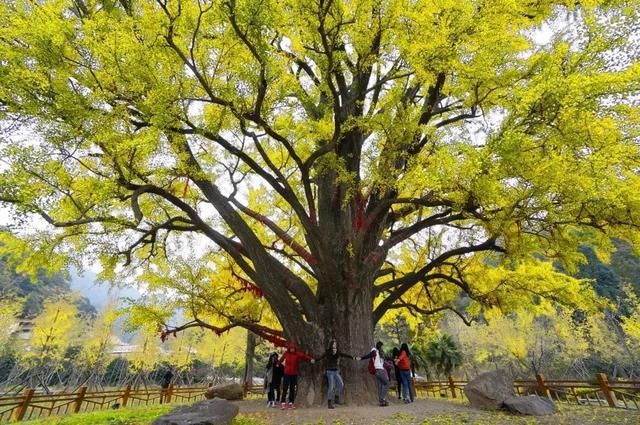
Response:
[373, 238, 505, 322]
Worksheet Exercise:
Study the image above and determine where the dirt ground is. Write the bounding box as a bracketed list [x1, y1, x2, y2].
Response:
[235, 397, 640, 425]
[237, 397, 472, 424]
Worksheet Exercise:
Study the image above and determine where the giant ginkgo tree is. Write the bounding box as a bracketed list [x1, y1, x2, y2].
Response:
[1, 0, 639, 404]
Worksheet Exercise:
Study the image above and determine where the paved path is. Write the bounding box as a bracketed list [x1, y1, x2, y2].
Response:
[238, 397, 481, 425]
[236, 397, 640, 425]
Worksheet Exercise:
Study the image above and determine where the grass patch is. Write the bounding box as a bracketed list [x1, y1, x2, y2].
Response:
[415, 405, 640, 425]
[382, 412, 417, 424]
[231, 415, 271, 425]
[20, 405, 262, 425]
[20, 404, 178, 425]
[20, 401, 640, 425]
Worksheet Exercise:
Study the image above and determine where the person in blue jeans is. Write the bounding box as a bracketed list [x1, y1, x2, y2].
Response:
[395, 343, 416, 403]
[315, 339, 354, 409]
[357, 341, 390, 407]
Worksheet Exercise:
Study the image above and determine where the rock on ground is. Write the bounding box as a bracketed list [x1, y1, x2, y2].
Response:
[463, 369, 516, 410]
[204, 382, 244, 401]
[503, 395, 557, 416]
[151, 398, 239, 425]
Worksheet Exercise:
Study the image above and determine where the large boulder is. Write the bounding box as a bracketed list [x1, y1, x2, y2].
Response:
[204, 382, 244, 401]
[503, 395, 557, 416]
[152, 398, 239, 425]
[463, 369, 516, 410]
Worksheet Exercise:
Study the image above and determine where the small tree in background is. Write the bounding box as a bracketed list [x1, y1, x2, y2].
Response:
[376, 314, 416, 348]
[421, 334, 463, 379]
[22, 299, 82, 392]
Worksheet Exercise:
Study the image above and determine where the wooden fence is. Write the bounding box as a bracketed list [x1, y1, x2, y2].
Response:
[0, 384, 208, 423]
[408, 373, 640, 410]
[243, 372, 640, 410]
[1, 373, 638, 422]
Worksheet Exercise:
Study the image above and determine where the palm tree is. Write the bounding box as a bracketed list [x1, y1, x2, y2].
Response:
[409, 344, 432, 380]
[423, 334, 463, 378]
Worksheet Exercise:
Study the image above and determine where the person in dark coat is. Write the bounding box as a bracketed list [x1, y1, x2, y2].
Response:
[160, 367, 173, 404]
[315, 339, 354, 409]
[264, 352, 284, 407]
[392, 347, 402, 399]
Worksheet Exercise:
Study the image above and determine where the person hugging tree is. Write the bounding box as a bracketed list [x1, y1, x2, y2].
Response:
[356, 341, 391, 407]
[315, 338, 354, 409]
[278, 341, 315, 409]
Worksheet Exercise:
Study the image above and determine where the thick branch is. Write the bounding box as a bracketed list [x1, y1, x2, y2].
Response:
[179, 123, 321, 244]
[167, 134, 319, 321]
[231, 198, 316, 265]
[373, 209, 463, 255]
[373, 238, 505, 322]
[160, 319, 287, 347]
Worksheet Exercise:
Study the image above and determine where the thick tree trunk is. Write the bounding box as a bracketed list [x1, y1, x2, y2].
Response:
[253, 156, 387, 406]
[284, 277, 380, 406]
[243, 331, 256, 385]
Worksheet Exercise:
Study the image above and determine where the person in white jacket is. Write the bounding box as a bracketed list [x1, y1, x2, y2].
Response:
[356, 341, 389, 406]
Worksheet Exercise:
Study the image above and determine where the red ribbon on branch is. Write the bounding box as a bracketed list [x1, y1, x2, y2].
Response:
[232, 272, 264, 299]
[159, 321, 286, 347]
[354, 191, 370, 233]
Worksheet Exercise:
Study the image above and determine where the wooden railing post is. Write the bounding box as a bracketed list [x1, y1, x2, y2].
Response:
[121, 384, 131, 407]
[165, 384, 174, 403]
[242, 381, 248, 398]
[536, 374, 551, 399]
[448, 375, 457, 398]
[12, 388, 35, 422]
[596, 373, 618, 408]
[73, 386, 87, 413]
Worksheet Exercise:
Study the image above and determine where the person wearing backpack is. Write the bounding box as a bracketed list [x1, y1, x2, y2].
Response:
[315, 338, 354, 409]
[356, 341, 390, 406]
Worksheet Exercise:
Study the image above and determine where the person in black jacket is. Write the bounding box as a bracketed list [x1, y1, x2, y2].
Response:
[315, 339, 354, 409]
[392, 347, 402, 399]
[264, 352, 284, 408]
[160, 366, 173, 404]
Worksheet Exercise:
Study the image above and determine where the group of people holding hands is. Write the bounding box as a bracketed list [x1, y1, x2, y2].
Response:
[264, 339, 415, 409]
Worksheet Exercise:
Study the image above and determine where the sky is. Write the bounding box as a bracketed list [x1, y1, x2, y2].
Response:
[69, 266, 140, 310]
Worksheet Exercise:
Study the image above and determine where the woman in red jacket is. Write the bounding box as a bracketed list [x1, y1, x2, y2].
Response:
[279, 341, 315, 409]
[395, 343, 415, 403]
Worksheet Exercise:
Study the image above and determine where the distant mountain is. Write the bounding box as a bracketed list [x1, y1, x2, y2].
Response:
[577, 240, 640, 300]
[69, 267, 140, 311]
[69, 267, 143, 342]
[0, 256, 96, 318]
